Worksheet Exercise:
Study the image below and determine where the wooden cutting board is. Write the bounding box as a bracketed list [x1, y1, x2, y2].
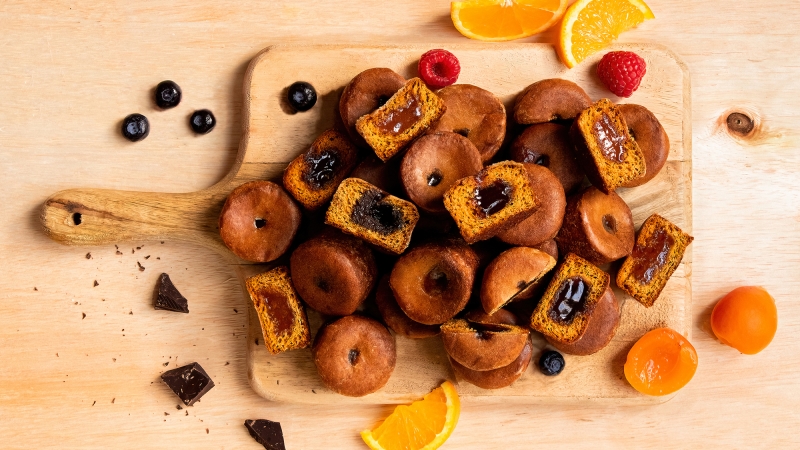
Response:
[40, 43, 691, 405]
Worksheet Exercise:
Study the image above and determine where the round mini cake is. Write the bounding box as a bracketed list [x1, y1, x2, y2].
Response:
[450, 340, 533, 389]
[497, 163, 567, 247]
[426, 84, 507, 162]
[290, 231, 377, 316]
[400, 131, 483, 213]
[550, 286, 620, 356]
[513, 78, 592, 124]
[218, 181, 301, 263]
[375, 276, 440, 339]
[618, 103, 670, 187]
[389, 241, 479, 325]
[312, 315, 396, 397]
[510, 122, 585, 194]
[339, 68, 406, 148]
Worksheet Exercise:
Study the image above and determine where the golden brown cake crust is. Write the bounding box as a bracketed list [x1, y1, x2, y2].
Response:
[283, 129, 360, 210]
[509, 122, 585, 194]
[289, 232, 377, 316]
[219, 181, 301, 263]
[440, 319, 530, 371]
[496, 163, 567, 247]
[570, 99, 646, 193]
[356, 77, 446, 161]
[618, 104, 670, 188]
[480, 247, 556, 315]
[513, 78, 592, 124]
[616, 214, 694, 307]
[549, 286, 620, 355]
[450, 340, 533, 390]
[426, 84, 507, 162]
[324, 178, 419, 254]
[443, 161, 540, 244]
[245, 266, 310, 355]
[312, 315, 396, 397]
[339, 68, 406, 148]
[530, 253, 611, 344]
[375, 275, 440, 339]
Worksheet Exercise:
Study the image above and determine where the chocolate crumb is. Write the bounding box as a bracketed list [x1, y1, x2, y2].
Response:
[112, 398, 115, 403]
[161, 241, 164, 244]
[33, 287, 37, 291]
[136, 246, 142, 250]
[224, 362, 229, 366]
[164, 412, 169, 416]
[157, 257, 161, 260]
[255, 339, 259, 346]
[82, 313, 86, 319]
[131, 248, 135, 254]
[312, 390, 316, 394]
[163, 362, 169, 367]
[137, 261, 145, 271]
[276, 380, 279, 385]
[185, 410, 189, 416]
[86, 252, 92, 259]
[116, 250, 123, 255]
[233, 308, 238, 313]
[115, 245, 119, 249]
[112, 358, 116, 362]
[92, 401, 96, 406]
[144, 255, 150, 259]
[176, 404, 183, 410]
[129, 310, 133, 315]
[93, 280, 99, 287]
[206, 428, 209, 434]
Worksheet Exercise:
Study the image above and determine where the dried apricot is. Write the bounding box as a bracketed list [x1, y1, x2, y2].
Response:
[624, 327, 697, 396]
[711, 286, 777, 355]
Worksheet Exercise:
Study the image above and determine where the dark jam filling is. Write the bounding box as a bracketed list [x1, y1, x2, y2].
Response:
[427, 169, 443, 187]
[631, 228, 675, 284]
[303, 150, 340, 189]
[549, 276, 589, 324]
[350, 189, 404, 235]
[258, 289, 295, 335]
[592, 113, 627, 163]
[474, 180, 512, 217]
[376, 95, 422, 135]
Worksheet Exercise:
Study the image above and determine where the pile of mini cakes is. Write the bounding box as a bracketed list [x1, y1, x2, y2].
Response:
[217, 56, 692, 397]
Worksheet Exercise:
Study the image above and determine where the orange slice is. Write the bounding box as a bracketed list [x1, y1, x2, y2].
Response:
[361, 381, 460, 450]
[558, 0, 655, 68]
[451, 0, 568, 42]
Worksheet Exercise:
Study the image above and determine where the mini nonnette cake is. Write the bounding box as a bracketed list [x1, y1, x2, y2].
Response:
[245, 266, 310, 355]
[530, 253, 611, 344]
[616, 214, 694, 307]
[443, 161, 539, 244]
[355, 77, 446, 161]
[570, 98, 646, 193]
[283, 129, 359, 210]
[325, 178, 419, 254]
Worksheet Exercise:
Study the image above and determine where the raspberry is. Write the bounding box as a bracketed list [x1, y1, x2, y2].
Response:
[418, 49, 460, 89]
[597, 51, 646, 98]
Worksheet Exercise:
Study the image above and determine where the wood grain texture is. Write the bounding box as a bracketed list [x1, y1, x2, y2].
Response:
[2, 0, 800, 448]
[237, 43, 691, 404]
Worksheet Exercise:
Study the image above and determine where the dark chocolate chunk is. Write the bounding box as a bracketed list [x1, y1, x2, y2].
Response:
[154, 273, 189, 313]
[160, 362, 214, 406]
[245, 419, 286, 450]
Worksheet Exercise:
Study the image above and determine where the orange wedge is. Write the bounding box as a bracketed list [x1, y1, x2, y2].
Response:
[361, 381, 460, 450]
[451, 0, 569, 42]
[558, 0, 655, 68]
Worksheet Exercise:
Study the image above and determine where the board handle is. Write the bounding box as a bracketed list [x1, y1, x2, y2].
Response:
[40, 188, 227, 247]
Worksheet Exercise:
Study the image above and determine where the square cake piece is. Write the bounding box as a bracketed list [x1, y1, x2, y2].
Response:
[356, 77, 446, 161]
[283, 129, 359, 210]
[325, 178, 419, 254]
[616, 214, 694, 307]
[443, 161, 539, 244]
[570, 98, 646, 193]
[530, 253, 611, 344]
[245, 266, 310, 355]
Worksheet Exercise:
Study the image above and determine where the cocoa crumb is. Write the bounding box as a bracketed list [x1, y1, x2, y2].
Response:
[33, 287, 37, 291]
[164, 412, 169, 416]
[111, 398, 115, 404]
[112, 358, 116, 362]
[206, 429, 209, 434]
[92, 401, 96, 406]
[176, 405, 183, 410]
[129, 310, 133, 315]
[224, 362, 229, 366]
[116, 250, 123, 255]
[56, 353, 59, 357]
[93, 280, 99, 287]
[82, 313, 86, 319]
[156, 257, 161, 260]
[86, 252, 92, 259]
[312, 389, 317, 393]
[233, 308, 238, 313]
[163, 362, 169, 367]
[144, 255, 150, 259]
[137, 261, 145, 272]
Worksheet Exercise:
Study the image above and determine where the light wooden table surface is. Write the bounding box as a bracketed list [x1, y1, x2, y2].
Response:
[2, 1, 799, 448]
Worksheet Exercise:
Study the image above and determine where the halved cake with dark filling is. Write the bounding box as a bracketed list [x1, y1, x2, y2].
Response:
[245, 266, 310, 355]
[325, 178, 419, 254]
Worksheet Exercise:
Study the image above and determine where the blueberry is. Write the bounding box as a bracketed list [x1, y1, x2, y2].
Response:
[155, 80, 182, 109]
[287, 81, 317, 112]
[121, 113, 150, 142]
[190, 109, 216, 134]
[538, 350, 565, 376]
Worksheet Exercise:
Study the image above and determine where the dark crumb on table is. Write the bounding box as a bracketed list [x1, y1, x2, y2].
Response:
[112, 358, 116, 362]
[206, 429, 209, 434]
[255, 339, 259, 345]
[163, 362, 169, 367]
[137, 261, 145, 271]
[86, 252, 92, 259]
[137, 246, 142, 250]
[277, 380, 279, 385]
[82, 313, 86, 319]
[129, 310, 133, 315]
[92, 401, 96, 406]
[144, 255, 150, 259]
[131, 248, 135, 254]
[161, 241, 164, 244]
[224, 361, 229, 366]
[94, 280, 99, 287]
[157, 257, 161, 260]
[116, 250, 123, 255]
[185, 410, 189, 416]
[233, 308, 238, 313]
[112, 398, 115, 403]
[56, 353, 59, 357]
[176, 404, 183, 410]
[33, 287, 37, 291]
[164, 412, 170, 416]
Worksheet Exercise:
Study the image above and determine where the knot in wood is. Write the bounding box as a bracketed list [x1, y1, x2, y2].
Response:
[726, 112, 755, 137]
